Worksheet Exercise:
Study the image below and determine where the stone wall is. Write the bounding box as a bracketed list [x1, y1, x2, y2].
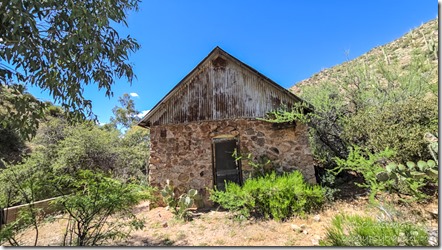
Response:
[149, 119, 316, 206]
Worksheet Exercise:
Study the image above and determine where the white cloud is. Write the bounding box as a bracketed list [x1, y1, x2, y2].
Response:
[129, 92, 139, 98]
[137, 110, 150, 118]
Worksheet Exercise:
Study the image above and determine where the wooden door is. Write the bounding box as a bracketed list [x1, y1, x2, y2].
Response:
[212, 137, 242, 191]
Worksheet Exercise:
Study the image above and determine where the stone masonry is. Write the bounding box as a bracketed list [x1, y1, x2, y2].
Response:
[149, 118, 316, 206]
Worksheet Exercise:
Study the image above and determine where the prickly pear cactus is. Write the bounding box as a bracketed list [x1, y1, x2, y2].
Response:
[176, 189, 198, 221]
[424, 132, 438, 163]
[161, 179, 177, 211]
[161, 179, 198, 221]
[372, 134, 438, 202]
[376, 158, 438, 201]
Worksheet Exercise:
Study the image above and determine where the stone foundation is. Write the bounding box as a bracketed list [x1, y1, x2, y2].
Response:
[149, 119, 316, 206]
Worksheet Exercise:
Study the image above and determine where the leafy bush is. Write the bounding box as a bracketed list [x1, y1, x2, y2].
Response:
[161, 180, 198, 221]
[0, 170, 44, 247]
[320, 214, 429, 246]
[54, 124, 121, 174]
[53, 170, 152, 246]
[232, 149, 273, 179]
[0, 206, 42, 246]
[319, 170, 340, 202]
[0, 154, 55, 207]
[332, 146, 395, 202]
[342, 96, 438, 163]
[210, 171, 324, 221]
[258, 102, 310, 124]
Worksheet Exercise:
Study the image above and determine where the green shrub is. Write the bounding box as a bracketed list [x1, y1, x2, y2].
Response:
[258, 102, 310, 124]
[319, 170, 340, 202]
[210, 171, 324, 221]
[53, 170, 151, 246]
[0, 199, 43, 246]
[332, 146, 395, 202]
[342, 96, 438, 163]
[232, 149, 274, 179]
[321, 214, 429, 246]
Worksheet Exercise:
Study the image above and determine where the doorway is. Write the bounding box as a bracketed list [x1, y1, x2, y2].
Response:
[212, 136, 242, 191]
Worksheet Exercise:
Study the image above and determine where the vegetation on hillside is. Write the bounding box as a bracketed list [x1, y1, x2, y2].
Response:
[290, 19, 438, 95]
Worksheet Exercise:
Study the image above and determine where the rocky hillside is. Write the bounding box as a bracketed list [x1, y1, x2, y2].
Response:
[290, 19, 438, 95]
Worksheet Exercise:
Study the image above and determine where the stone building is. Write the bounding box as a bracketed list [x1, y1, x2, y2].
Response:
[138, 47, 316, 205]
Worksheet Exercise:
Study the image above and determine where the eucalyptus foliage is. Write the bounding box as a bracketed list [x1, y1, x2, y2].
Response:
[109, 93, 141, 130]
[1, 0, 140, 138]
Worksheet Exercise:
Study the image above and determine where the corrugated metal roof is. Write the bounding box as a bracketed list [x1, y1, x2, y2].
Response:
[138, 46, 310, 127]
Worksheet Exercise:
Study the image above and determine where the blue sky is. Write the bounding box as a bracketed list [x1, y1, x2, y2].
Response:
[28, 1, 437, 124]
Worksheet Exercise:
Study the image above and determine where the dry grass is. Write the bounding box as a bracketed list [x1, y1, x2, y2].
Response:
[7, 196, 438, 246]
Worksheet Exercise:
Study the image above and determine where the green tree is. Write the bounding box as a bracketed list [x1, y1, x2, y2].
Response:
[0, 150, 57, 208]
[117, 126, 150, 182]
[54, 123, 120, 174]
[0, 85, 45, 141]
[0, 0, 140, 138]
[0, 126, 26, 166]
[109, 93, 141, 130]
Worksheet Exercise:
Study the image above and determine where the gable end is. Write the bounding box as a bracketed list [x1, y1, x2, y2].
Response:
[139, 47, 309, 127]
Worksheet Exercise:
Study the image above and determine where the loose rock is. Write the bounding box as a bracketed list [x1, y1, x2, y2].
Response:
[290, 224, 302, 233]
[311, 238, 319, 246]
[428, 228, 438, 246]
[313, 215, 321, 222]
[311, 235, 321, 246]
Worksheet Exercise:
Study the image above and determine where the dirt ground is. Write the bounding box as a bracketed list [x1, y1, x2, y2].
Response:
[9, 195, 438, 246]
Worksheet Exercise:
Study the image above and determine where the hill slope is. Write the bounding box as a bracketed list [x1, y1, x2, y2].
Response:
[290, 19, 438, 95]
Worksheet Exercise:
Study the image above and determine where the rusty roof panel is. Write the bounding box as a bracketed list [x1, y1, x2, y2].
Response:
[139, 47, 307, 127]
